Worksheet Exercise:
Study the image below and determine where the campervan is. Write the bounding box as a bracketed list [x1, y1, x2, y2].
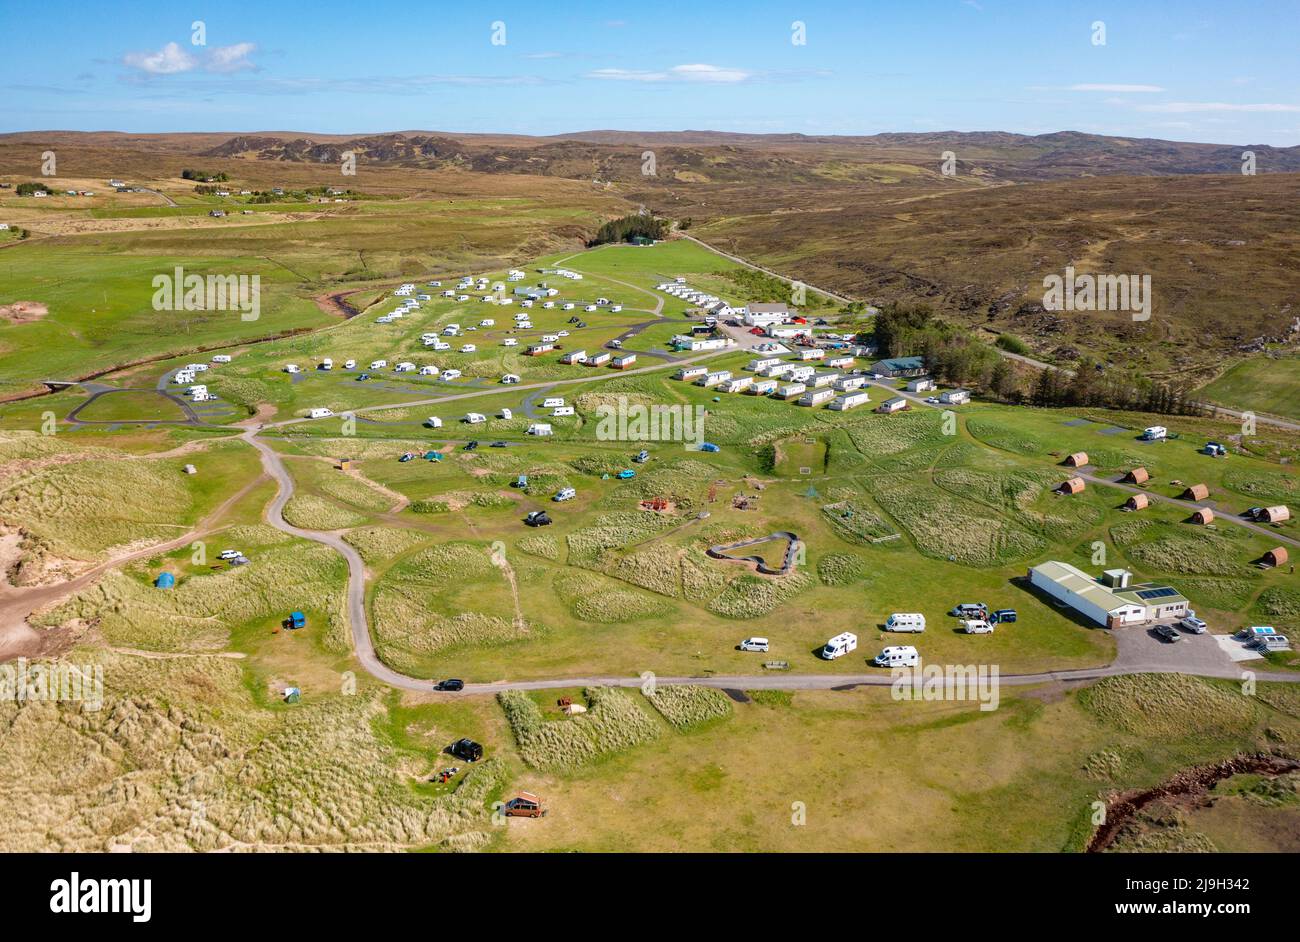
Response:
[821, 632, 858, 660]
[885, 613, 926, 633]
[739, 638, 769, 653]
[873, 646, 919, 668]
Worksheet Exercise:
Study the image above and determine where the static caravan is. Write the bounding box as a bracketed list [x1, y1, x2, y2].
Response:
[612, 354, 637, 369]
[425, 416, 443, 428]
[828, 391, 871, 411]
[697, 370, 732, 388]
[552, 406, 575, 417]
[809, 372, 839, 388]
[211, 354, 232, 364]
[721, 377, 753, 394]
[940, 389, 971, 405]
[748, 379, 779, 395]
[798, 348, 825, 361]
[560, 350, 588, 365]
[526, 343, 554, 356]
[675, 366, 708, 381]
[834, 375, 867, 392]
[787, 366, 816, 383]
[463, 413, 486, 424]
[906, 377, 935, 393]
[746, 357, 780, 372]
[527, 423, 553, 436]
[877, 397, 908, 414]
[821, 632, 858, 660]
[763, 363, 796, 378]
[798, 388, 836, 407]
[308, 408, 333, 419]
[775, 383, 807, 401]
[826, 355, 854, 369]
[542, 397, 565, 409]
[587, 352, 611, 366]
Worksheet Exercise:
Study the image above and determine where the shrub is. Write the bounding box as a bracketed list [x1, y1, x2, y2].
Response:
[644, 685, 733, 729]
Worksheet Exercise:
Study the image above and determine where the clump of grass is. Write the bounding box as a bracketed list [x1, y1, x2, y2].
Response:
[1126, 531, 1256, 577]
[817, 552, 866, 586]
[1079, 674, 1256, 738]
[821, 499, 895, 543]
[747, 689, 793, 707]
[282, 493, 368, 529]
[1256, 587, 1300, 619]
[555, 573, 669, 622]
[516, 534, 560, 560]
[644, 685, 733, 729]
[497, 687, 660, 770]
[708, 571, 812, 619]
[344, 526, 428, 564]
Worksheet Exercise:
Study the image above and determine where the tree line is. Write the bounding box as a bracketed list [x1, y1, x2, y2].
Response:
[588, 213, 669, 246]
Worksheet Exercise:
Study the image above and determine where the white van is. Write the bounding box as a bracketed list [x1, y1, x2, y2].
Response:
[542, 397, 565, 408]
[552, 406, 575, 417]
[885, 613, 926, 633]
[821, 632, 857, 660]
[962, 619, 994, 635]
[284, 364, 300, 374]
[502, 338, 518, 347]
[319, 358, 333, 371]
[553, 487, 577, 502]
[308, 408, 333, 419]
[874, 645, 919, 668]
[1142, 426, 1167, 441]
[739, 638, 769, 653]
[343, 359, 356, 370]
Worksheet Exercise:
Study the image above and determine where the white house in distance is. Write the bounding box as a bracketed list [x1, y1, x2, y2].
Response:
[907, 377, 936, 393]
[940, 389, 971, 405]
[828, 390, 871, 411]
[1027, 562, 1189, 628]
[742, 303, 791, 327]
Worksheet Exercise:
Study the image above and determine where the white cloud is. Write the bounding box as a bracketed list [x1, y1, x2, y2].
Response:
[1069, 83, 1165, 93]
[1138, 101, 1300, 113]
[123, 42, 197, 75]
[123, 40, 258, 76]
[207, 43, 258, 74]
[587, 63, 751, 83]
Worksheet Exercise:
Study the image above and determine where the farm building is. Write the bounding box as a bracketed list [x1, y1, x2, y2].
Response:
[611, 354, 637, 369]
[870, 356, 926, 378]
[1191, 507, 1215, 524]
[1028, 562, 1189, 627]
[675, 366, 708, 381]
[1182, 483, 1209, 501]
[906, 377, 936, 393]
[1264, 546, 1289, 568]
[1063, 452, 1089, 467]
[1125, 493, 1149, 511]
[798, 388, 836, 407]
[1123, 467, 1149, 485]
[940, 389, 971, 405]
[1261, 505, 1291, 523]
[1059, 477, 1086, 495]
[828, 391, 871, 411]
[877, 397, 908, 414]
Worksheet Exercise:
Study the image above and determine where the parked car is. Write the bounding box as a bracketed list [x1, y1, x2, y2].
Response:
[525, 511, 552, 527]
[1155, 624, 1182, 643]
[449, 738, 483, 762]
[356, 373, 370, 381]
[962, 619, 994, 635]
[435, 679, 465, 692]
[738, 638, 769, 652]
[218, 549, 243, 560]
[1180, 616, 1207, 634]
[503, 793, 546, 817]
[464, 440, 479, 451]
[950, 603, 988, 618]
[490, 441, 508, 448]
[991, 609, 1017, 624]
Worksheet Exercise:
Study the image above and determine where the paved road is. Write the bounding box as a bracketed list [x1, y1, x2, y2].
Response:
[680, 234, 856, 305]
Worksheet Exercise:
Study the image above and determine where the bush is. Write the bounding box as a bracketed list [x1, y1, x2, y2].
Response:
[644, 685, 733, 729]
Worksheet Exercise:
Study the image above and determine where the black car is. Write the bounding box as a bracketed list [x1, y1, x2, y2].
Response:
[449, 738, 483, 762]
[525, 511, 552, 527]
[1155, 624, 1182, 643]
[464, 440, 479, 451]
[356, 373, 370, 381]
[435, 679, 464, 692]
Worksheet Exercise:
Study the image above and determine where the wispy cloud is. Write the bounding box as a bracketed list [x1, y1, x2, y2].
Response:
[588, 63, 752, 83]
[1068, 83, 1165, 93]
[122, 41, 259, 76]
[961, 0, 984, 11]
[1137, 101, 1300, 113]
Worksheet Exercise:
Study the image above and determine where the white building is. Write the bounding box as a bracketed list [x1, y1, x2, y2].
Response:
[741, 303, 792, 327]
[828, 391, 872, 411]
[1027, 562, 1189, 628]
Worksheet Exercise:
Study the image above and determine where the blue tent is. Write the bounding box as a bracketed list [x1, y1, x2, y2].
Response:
[155, 572, 175, 589]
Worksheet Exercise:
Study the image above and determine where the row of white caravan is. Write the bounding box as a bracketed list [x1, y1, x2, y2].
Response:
[818, 633, 921, 668]
[173, 353, 238, 393]
[676, 363, 874, 411]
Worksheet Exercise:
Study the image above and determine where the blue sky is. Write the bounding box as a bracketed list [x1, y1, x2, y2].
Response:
[3, 0, 1298, 143]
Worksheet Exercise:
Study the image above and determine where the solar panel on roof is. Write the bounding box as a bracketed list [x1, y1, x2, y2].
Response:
[1136, 587, 1179, 601]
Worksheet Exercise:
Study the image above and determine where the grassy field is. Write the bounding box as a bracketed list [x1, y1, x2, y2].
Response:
[1199, 353, 1300, 421]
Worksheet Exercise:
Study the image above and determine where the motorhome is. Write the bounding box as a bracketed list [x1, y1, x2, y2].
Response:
[885, 613, 927, 633]
[552, 406, 575, 417]
[962, 620, 995, 634]
[542, 397, 565, 408]
[553, 487, 577, 502]
[821, 632, 858, 660]
[1142, 426, 1168, 441]
[308, 408, 333, 419]
[873, 646, 919, 668]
